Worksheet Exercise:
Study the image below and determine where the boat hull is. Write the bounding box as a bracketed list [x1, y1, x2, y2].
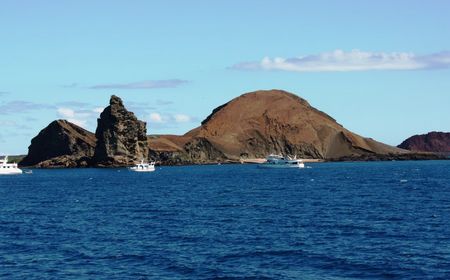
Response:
[130, 169, 155, 172]
[129, 160, 156, 172]
[0, 169, 23, 175]
[258, 163, 305, 169]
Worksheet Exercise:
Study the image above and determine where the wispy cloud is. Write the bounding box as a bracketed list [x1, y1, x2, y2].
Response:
[0, 120, 31, 130]
[173, 114, 191, 123]
[0, 101, 54, 114]
[56, 101, 90, 108]
[89, 79, 189, 90]
[24, 116, 38, 122]
[147, 112, 196, 127]
[125, 101, 156, 116]
[156, 99, 174, 106]
[231, 50, 450, 72]
[61, 83, 78, 88]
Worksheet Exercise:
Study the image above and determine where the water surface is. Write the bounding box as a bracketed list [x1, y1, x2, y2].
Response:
[1, 161, 449, 279]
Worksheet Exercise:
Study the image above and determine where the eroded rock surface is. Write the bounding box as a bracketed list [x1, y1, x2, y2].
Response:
[20, 120, 96, 167]
[93, 95, 148, 166]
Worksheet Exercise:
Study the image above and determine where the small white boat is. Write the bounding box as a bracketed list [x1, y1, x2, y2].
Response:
[258, 154, 305, 169]
[0, 156, 23, 175]
[129, 160, 155, 172]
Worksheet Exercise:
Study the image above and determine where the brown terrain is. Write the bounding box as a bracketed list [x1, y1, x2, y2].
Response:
[398, 132, 450, 153]
[148, 90, 408, 163]
[20, 89, 444, 167]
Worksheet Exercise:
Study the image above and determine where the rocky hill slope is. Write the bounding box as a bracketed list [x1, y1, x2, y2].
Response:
[149, 90, 407, 163]
[398, 132, 450, 153]
[20, 120, 96, 167]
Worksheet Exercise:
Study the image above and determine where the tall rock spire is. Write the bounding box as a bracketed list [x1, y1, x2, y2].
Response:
[93, 95, 148, 166]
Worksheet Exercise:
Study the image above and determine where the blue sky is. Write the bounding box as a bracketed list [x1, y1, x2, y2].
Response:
[1, 0, 449, 154]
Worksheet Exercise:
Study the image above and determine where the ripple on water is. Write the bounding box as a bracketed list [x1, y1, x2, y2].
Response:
[0, 161, 449, 279]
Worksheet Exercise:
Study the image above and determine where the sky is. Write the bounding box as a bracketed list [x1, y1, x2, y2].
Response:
[1, 0, 449, 154]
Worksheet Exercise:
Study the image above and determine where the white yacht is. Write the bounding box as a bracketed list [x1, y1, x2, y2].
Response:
[0, 156, 23, 175]
[258, 154, 305, 169]
[129, 160, 156, 172]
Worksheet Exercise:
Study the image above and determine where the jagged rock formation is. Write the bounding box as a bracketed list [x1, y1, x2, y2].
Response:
[398, 132, 450, 153]
[23, 90, 443, 167]
[92, 95, 148, 166]
[148, 90, 406, 162]
[20, 120, 96, 167]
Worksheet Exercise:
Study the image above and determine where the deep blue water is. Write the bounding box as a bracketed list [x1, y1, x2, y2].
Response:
[1, 161, 450, 279]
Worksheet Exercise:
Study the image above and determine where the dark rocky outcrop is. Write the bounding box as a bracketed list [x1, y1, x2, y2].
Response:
[398, 132, 450, 153]
[92, 95, 148, 166]
[20, 120, 96, 167]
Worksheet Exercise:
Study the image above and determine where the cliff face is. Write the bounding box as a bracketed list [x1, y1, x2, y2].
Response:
[149, 90, 405, 162]
[398, 132, 450, 153]
[20, 120, 96, 167]
[93, 95, 148, 166]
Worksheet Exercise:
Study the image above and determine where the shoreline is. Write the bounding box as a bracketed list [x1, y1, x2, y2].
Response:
[18, 156, 449, 169]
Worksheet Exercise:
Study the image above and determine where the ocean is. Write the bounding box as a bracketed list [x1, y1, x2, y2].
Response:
[1, 161, 449, 279]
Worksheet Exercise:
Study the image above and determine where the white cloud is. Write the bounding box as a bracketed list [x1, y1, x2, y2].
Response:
[149, 112, 164, 123]
[147, 112, 194, 126]
[174, 114, 191, 123]
[231, 49, 450, 72]
[67, 118, 87, 128]
[57, 107, 94, 129]
[57, 107, 75, 118]
[93, 107, 104, 114]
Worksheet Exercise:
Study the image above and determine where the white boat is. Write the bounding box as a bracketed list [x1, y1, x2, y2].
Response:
[129, 160, 156, 172]
[258, 154, 305, 168]
[0, 156, 23, 175]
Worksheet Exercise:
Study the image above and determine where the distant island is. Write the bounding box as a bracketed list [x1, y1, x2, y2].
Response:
[19, 90, 445, 167]
[398, 132, 450, 155]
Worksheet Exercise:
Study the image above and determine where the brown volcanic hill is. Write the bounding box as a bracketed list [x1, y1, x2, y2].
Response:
[149, 89, 405, 162]
[398, 132, 450, 153]
[191, 90, 404, 159]
[20, 120, 96, 167]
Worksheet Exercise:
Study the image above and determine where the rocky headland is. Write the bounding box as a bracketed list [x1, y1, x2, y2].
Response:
[20, 120, 96, 167]
[20, 90, 446, 167]
[398, 132, 450, 154]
